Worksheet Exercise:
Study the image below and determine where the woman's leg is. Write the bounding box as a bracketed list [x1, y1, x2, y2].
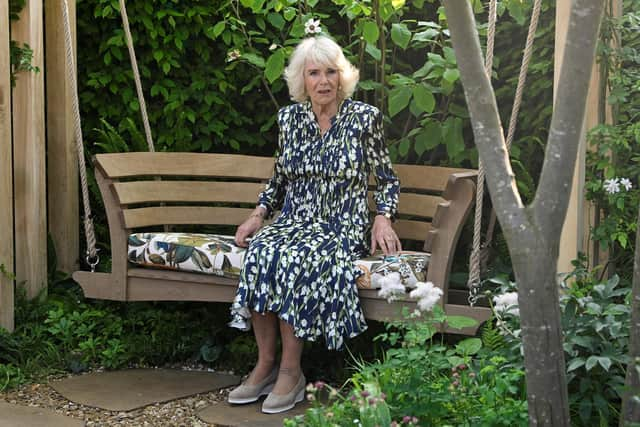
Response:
[244, 310, 278, 384]
[271, 319, 304, 394]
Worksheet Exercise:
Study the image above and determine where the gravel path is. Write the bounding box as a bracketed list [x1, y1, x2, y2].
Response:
[0, 372, 234, 426]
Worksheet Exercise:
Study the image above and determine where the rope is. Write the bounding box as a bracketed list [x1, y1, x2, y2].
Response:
[118, 0, 155, 152]
[483, 0, 543, 251]
[467, 0, 497, 305]
[61, 0, 99, 271]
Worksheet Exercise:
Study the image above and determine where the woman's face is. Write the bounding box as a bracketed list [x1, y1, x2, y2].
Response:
[304, 60, 340, 108]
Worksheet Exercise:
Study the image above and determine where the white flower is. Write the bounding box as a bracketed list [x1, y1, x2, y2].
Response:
[269, 43, 278, 51]
[305, 18, 322, 35]
[620, 177, 633, 191]
[377, 272, 405, 302]
[226, 49, 241, 62]
[604, 178, 620, 194]
[493, 292, 520, 316]
[409, 281, 443, 312]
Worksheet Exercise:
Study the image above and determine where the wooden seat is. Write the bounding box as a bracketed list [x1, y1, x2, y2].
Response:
[73, 152, 491, 335]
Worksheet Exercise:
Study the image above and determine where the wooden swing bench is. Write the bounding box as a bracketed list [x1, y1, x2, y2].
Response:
[72, 152, 491, 335]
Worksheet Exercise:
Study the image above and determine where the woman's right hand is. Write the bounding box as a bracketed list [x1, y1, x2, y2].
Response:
[234, 208, 266, 247]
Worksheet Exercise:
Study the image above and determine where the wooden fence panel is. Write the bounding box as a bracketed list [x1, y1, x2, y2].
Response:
[0, 0, 15, 332]
[11, 0, 47, 298]
[46, 0, 79, 273]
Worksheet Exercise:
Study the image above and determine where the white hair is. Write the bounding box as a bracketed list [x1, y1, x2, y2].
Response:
[284, 36, 359, 103]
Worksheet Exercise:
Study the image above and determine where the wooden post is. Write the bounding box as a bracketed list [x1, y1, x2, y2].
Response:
[0, 0, 15, 332]
[11, 0, 47, 298]
[556, 0, 621, 273]
[46, 0, 79, 273]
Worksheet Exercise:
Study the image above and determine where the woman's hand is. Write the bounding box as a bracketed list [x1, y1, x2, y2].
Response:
[235, 208, 266, 247]
[371, 215, 402, 255]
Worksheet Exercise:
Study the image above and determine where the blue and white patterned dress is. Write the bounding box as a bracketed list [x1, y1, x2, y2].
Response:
[230, 99, 400, 350]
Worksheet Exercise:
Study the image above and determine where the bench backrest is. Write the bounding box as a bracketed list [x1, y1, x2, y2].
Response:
[94, 152, 476, 295]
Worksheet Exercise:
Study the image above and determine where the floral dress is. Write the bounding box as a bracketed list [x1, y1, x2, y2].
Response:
[230, 99, 400, 350]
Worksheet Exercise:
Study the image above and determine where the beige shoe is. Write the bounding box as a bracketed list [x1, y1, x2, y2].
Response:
[261, 373, 306, 414]
[227, 367, 278, 404]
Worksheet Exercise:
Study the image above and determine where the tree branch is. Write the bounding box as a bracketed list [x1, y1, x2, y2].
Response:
[533, 0, 605, 237]
[441, 0, 527, 238]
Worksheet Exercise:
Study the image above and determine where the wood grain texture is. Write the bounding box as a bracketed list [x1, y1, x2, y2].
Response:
[0, 0, 15, 332]
[95, 153, 276, 179]
[122, 206, 255, 228]
[11, 0, 47, 298]
[113, 181, 264, 204]
[45, 0, 79, 273]
[393, 164, 474, 191]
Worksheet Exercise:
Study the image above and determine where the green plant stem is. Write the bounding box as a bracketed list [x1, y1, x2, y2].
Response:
[231, 0, 279, 111]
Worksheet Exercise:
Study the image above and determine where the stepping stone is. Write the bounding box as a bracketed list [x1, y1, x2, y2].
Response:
[0, 401, 85, 427]
[50, 368, 240, 411]
[198, 399, 311, 427]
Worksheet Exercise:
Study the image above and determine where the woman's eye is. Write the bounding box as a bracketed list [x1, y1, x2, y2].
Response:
[327, 68, 337, 74]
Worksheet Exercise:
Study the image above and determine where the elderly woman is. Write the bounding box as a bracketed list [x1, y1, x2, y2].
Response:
[228, 35, 401, 414]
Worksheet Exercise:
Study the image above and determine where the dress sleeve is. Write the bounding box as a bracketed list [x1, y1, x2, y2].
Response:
[366, 109, 400, 218]
[257, 109, 289, 218]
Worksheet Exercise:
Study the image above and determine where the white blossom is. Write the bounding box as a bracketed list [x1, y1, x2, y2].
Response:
[226, 49, 241, 62]
[304, 18, 322, 35]
[620, 177, 633, 191]
[377, 272, 405, 302]
[269, 43, 278, 51]
[493, 292, 520, 316]
[409, 281, 443, 312]
[604, 178, 620, 194]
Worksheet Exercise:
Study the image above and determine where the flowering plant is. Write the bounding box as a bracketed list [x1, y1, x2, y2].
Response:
[304, 18, 322, 35]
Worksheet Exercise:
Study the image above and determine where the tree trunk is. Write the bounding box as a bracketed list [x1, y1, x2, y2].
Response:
[511, 241, 569, 425]
[620, 204, 640, 424]
[441, 0, 605, 425]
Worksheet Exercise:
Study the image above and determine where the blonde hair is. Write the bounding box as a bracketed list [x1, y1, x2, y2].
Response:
[284, 36, 359, 103]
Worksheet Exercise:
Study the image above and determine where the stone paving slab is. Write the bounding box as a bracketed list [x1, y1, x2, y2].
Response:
[50, 369, 240, 411]
[198, 399, 311, 427]
[0, 400, 85, 427]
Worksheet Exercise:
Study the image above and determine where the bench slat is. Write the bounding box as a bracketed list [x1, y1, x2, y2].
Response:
[394, 219, 432, 241]
[122, 206, 430, 241]
[123, 206, 254, 228]
[95, 153, 276, 179]
[114, 181, 265, 205]
[393, 164, 475, 191]
[368, 193, 443, 219]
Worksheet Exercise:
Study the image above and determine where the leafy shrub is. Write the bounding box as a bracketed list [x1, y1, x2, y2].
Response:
[492, 256, 632, 426]
[585, 3, 640, 275]
[0, 280, 242, 388]
[561, 260, 631, 425]
[287, 306, 528, 426]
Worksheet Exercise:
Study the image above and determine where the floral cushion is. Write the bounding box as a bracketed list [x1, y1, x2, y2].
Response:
[128, 233, 245, 278]
[354, 251, 430, 289]
[127, 233, 430, 289]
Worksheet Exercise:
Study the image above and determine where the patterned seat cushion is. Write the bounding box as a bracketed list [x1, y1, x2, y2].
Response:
[127, 233, 430, 289]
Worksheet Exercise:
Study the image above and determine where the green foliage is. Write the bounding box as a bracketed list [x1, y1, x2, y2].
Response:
[287, 307, 528, 426]
[494, 256, 632, 427]
[0, 280, 242, 389]
[8, 0, 40, 87]
[78, 0, 275, 153]
[585, 2, 640, 274]
[561, 258, 631, 426]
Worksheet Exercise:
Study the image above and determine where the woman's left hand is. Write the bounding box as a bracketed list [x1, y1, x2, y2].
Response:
[371, 215, 402, 256]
